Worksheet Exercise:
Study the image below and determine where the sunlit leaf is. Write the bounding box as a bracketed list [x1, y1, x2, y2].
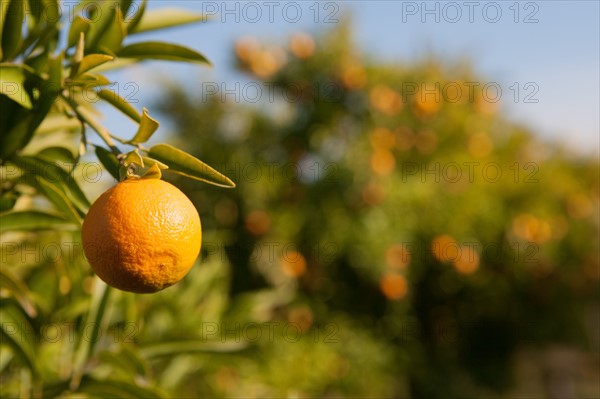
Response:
[140, 340, 248, 358]
[66, 73, 111, 88]
[140, 163, 162, 179]
[96, 88, 140, 122]
[68, 15, 90, 48]
[34, 114, 82, 135]
[118, 42, 211, 65]
[0, 211, 77, 232]
[0, 64, 35, 108]
[141, 156, 168, 169]
[130, 8, 207, 34]
[148, 144, 235, 188]
[129, 107, 159, 144]
[91, 57, 137, 73]
[123, 149, 144, 167]
[77, 54, 114, 75]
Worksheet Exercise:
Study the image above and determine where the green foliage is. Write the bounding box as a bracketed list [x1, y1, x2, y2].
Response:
[0, 0, 232, 191]
[0, 1, 235, 397]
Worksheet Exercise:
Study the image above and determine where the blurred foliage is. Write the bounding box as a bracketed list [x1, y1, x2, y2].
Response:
[156, 23, 599, 398]
[1, 0, 234, 397]
[0, 5, 598, 399]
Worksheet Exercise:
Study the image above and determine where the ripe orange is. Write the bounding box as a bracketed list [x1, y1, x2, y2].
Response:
[379, 273, 408, 300]
[82, 178, 202, 293]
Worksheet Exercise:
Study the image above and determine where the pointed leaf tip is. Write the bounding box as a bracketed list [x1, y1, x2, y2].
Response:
[148, 144, 235, 188]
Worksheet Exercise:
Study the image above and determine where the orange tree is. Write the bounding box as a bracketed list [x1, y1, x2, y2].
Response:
[158, 24, 600, 398]
[0, 1, 235, 397]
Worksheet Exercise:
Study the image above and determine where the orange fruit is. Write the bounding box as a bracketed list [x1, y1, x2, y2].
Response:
[280, 250, 307, 277]
[453, 247, 480, 275]
[379, 273, 408, 300]
[289, 32, 315, 59]
[82, 178, 202, 293]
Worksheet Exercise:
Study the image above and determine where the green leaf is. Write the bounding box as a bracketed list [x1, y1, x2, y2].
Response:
[26, 0, 59, 27]
[24, 45, 50, 73]
[0, 64, 35, 108]
[129, 107, 159, 144]
[130, 8, 207, 34]
[0, 267, 37, 318]
[98, 346, 149, 380]
[141, 156, 168, 169]
[1, 0, 24, 61]
[37, 146, 76, 165]
[0, 1, 10, 60]
[66, 73, 111, 88]
[120, 0, 135, 17]
[118, 42, 211, 65]
[85, 1, 115, 50]
[19, 13, 60, 62]
[0, 192, 19, 212]
[0, 211, 75, 232]
[2, 56, 64, 160]
[35, 176, 82, 223]
[95, 146, 120, 181]
[77, 377, 166, 399]
[96, 6, 126, 53]
[71, 281, 112, 389]
[74, 31, 85, 63]
[122, 149, 144, 167]
[0, 300, 38, 377]
[34, 114, 82, 135]
[77, 54, 114, 75]
[0, 107, 34, 160]
[140, 340, 248, 358]
[46, 52, 62, 93]
[140, 163, 162, 179]
[125, 0, 147, 33]
[148, 144, 235, 188]
[16, 155, 91, 214]
[88, 57, 137, 73]
[96, 88, 140, 122]
[0, 59, 60, 158]
[68, 15, 90, 48]
[28, 54, 63, 139]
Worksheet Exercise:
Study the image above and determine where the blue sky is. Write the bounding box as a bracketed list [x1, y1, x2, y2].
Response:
[105, 1, 599, 154]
